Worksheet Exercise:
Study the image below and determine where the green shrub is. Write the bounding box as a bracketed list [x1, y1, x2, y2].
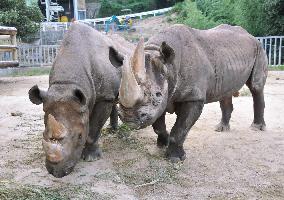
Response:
[192, 0, 283, 36]
[0, 0, 43, 38]
[171, 0, 219, 29]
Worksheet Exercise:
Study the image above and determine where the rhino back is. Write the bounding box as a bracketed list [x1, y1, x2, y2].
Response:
[147, 24, 259, 103]
[198, 24, 258, 102]
[49, 23, 133, 105]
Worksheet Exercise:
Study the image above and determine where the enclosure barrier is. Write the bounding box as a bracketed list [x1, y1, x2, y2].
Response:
[0, 26, 19, 68]
[257, 36, 283, 66]
[18, 45, 60, 67]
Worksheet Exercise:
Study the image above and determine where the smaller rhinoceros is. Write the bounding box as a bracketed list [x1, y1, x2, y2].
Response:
[29, 23, 133, 177]
[118, 24, 268, 162]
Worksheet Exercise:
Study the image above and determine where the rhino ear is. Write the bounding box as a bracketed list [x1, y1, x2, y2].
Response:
[109, 46, 124, 68]
[160, 42, 175, 64]
[28, 85, 47, 105]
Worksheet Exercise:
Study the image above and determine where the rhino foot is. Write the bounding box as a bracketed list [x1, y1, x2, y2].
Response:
[215, 122, 230, 132]
[250, 122, 266, 131]
[157, 134, 169, 148]
[81, 145, 102, 162]
[166, 143, 186, 163]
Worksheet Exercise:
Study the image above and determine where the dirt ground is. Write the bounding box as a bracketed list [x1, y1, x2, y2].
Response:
[114, 15, 171, 42]
[0, 71, 283, 199]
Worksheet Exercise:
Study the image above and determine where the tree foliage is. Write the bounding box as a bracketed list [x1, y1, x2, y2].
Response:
[171, 0, 218, 29]
[0, 0, 43, 38]
[173, 0, 284, 36]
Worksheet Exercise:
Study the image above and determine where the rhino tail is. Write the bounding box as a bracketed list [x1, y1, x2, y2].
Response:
[246, 41, 268, 92]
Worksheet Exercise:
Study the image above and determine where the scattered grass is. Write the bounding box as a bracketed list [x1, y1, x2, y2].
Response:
[101, 124, 182, 188]
[0, 182, 111, 200]
[101, 123, 144, 152]
[269, 65, 284, 71]
[7, 67, 51, 77]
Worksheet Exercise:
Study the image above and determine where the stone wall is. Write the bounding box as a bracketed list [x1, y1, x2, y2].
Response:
[78, 0, 86, 10]
[86, 2, 101, 18]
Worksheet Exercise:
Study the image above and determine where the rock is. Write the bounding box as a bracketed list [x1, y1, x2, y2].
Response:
[11, 111, 23, 117]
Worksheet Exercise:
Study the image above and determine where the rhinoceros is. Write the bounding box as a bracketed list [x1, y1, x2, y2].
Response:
[28, 23, 133, 177]
[119, 24, 268, 162]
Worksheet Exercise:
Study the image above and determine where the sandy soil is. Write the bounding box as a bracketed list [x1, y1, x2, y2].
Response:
[0, 71, 283, 199]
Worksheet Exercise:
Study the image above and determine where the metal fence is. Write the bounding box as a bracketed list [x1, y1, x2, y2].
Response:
[1, 36, 282, 67]
[257, 36, 283, 66]
[18, 45, 60, 67]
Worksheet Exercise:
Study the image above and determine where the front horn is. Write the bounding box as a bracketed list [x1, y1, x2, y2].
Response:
[131, 37, 146, 84]
[47, 114, 67, 139]
[119, 55, 144, 108]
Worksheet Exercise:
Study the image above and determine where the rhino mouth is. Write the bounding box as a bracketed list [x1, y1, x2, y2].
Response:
[118, 106, 143, 129]
[45, 160, 75, 178]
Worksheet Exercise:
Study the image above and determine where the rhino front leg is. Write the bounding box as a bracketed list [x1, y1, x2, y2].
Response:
[109, 104, 118, 130]
[215, 96, 233, 132]
[82, 101, 113, 161]
[166, 101, 204, 162]
[152, 112, 169, 147]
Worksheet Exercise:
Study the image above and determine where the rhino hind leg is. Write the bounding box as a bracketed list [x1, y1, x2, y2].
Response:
[245, 43, 267, 131]
[247, 86, 266, 131]
[215, 96, 233, 132]
[82, 102, 113, 161]
[166, 101, 204, 162]
[152, 112, 169, 147]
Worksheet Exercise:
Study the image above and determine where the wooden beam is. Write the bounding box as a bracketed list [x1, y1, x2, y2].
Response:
[0, 61, 19, 68]
[0, 35, 11, 40]
[0, 45, 17, 52]
[0, 26, 17, 35]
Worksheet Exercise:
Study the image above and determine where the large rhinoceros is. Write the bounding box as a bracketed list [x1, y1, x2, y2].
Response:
[29, 23, 133, 177]
[119, 24, 268, 162]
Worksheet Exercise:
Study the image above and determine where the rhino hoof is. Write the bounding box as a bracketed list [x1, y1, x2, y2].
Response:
[166, 144, 186, 162]
[168, 155, 186, 163]
[215, 123, 230, 132]
[157, 134, 169, 148]
[81, 147, 102, 162]
[250, 122, 266, 131]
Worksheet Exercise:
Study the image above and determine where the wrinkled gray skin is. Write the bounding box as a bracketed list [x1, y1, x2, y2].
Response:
[119, 24, 268, 162]
[29, 23, 134, 177]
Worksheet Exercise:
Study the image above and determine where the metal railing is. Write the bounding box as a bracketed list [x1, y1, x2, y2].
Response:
[18, 45, 60, 67]
[3, 36, 283, 68]
[40, 7, 173, 31]
[257, 36, 283, 66]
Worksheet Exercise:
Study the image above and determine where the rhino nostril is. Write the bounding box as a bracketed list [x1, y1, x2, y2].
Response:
[156, 92, 162, 97]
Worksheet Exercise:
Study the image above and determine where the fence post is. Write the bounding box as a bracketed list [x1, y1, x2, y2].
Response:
[279, 38, 282, 66]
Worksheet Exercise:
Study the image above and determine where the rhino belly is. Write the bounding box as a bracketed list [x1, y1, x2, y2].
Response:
[206, 60, 253, 103]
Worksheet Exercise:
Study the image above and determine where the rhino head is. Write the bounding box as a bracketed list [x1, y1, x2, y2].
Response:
[119, 38, 175, 129]
[29, 84, 89, 178]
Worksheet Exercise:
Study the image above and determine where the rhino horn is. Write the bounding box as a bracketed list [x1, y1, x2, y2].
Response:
[131, 37, 146, 84]
[42, 139, 64, 163]
[47, 114, 67, 139]
[119, 55, 144, 108]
